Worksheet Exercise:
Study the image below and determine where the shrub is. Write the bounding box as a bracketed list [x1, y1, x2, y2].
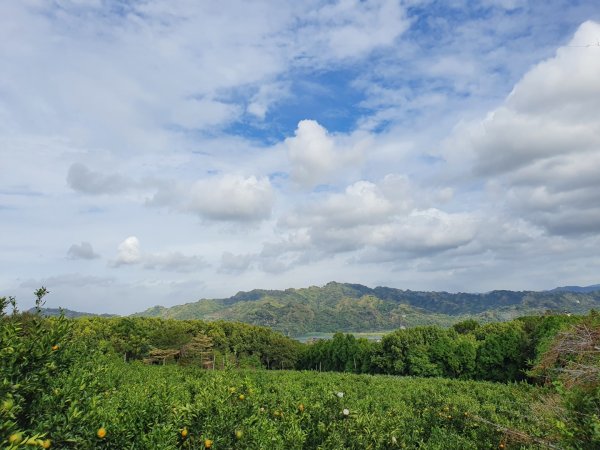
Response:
[1, 288, 74, 447]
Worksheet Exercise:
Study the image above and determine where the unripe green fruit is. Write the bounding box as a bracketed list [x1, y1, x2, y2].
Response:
[9, 432, 23, 444]
[2, 398, 14, 411]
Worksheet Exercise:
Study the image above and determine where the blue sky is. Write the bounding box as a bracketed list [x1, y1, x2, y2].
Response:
[1, 0, 600, 313]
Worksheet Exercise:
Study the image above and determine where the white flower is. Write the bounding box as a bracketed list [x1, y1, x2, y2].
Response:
[342, 408, 350, 416]
[336, 392, 344, 398]
[391, 436, 397, 444]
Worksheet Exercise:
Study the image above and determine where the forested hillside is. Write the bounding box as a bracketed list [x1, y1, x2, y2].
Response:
[134, 281, 600, 336]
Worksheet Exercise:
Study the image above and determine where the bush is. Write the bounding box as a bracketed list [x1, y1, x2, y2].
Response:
[531, 314, 600, 448]
[1, 288, 74, 448]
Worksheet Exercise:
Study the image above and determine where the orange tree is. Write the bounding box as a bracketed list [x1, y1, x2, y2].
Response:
[1, 288, 75, 447]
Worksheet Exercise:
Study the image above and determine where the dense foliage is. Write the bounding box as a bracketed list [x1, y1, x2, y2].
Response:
[2, 347, 558, 448]
[529, 313, 600, 447]
[72, 316, 301, 369]
[135, 281, 600, 335]
[1, 289, 75, 448]
[298, 315, 580, 383]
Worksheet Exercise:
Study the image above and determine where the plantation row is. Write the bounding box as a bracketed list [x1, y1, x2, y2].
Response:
[17, 358, 556, 449]
[1, 289, 599, 448]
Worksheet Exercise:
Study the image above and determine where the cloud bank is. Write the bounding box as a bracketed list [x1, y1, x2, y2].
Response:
[2, 2, 600, 314]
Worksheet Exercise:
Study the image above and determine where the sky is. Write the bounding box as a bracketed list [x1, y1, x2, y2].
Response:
[2, 0, 600, 314]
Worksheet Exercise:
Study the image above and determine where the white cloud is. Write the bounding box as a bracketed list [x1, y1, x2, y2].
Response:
[285, 120, 364, 188]
[150, 174, 275, 222]
[114, 236, 142, 266]
[283, 181, 395, 229]
[262, 177, 477, 271]
[187, 175, 274, 221]
[301, 0, 409, 60]
[366, 209, 478, 254]
[246, 82, 290, 119]
[66, 164, 275, 223]
[0, 0, 411, 152]
[449, 20, 600, 236]
[112, 236, 207, 272]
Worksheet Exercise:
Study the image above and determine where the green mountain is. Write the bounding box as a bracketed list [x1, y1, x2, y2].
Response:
[549, 284, 600, 293]
[32, 307, 119, 319]
[132, 282, 600, 336]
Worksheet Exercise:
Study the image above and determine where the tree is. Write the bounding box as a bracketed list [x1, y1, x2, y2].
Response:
[452, 319, 480, 335]
[475, 321, 528, 382]
[180, 333, 213, 367]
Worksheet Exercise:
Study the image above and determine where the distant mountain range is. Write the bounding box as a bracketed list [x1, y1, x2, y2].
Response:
[132, 281, 600, 336]
[32, 283, 600, 336]
[32, 307, 118, 319]
[548, 284, 600, 293]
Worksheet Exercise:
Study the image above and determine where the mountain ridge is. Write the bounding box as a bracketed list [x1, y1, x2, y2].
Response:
[132, 281, 600, 336]
[30, 307, 119, 319]
[549, 284, 600, 293]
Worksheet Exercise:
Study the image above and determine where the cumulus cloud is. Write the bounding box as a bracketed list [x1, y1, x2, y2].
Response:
[299, 206, 476, 257]
[259, 177, 477, 271]
[282, 180, 395, 229]
[67, 161, 275, 223]
[67, 241, 100, 260]
[150, 174, 275, 222]
[111, 236, 207, 272]
[453, 20, 600, 236]
[366, 209, 478, 254]
[285, 120, 364, 188]
[114, 236, 142, 266]
[188, 175, 274, 221]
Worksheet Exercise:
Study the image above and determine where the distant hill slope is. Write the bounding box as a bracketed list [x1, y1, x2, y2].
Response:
[132, 282, 600, 336]
[549, 284, 600, 293]
[32, 308, 119, 319]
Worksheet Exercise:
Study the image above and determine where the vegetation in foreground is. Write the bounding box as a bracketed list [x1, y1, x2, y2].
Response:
[21, 359, 555, 449]
[1, 289, 599, 448]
